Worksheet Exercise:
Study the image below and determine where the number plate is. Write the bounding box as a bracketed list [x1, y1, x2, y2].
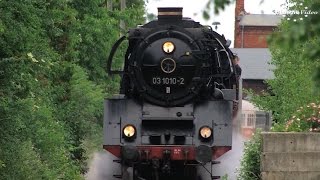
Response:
[152, 77, 185, 85]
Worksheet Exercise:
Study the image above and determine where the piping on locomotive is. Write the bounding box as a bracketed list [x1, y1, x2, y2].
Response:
[104, 7, 240, 180]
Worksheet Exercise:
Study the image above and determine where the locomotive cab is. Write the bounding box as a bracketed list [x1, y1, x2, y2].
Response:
[104, 7, 238, 180]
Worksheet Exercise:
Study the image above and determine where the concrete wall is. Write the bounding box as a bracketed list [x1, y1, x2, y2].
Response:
[261, 133, 320, 180]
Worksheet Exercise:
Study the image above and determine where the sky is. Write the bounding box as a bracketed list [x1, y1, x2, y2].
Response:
[146, 0, 287, 47]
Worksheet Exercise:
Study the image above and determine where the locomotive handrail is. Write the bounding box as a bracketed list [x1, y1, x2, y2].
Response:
[106, 36, 126, 75]
[215, 49, 221, 68]
[218, 49, 234, 74]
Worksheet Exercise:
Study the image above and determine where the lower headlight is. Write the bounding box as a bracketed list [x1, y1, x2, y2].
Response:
[195, 145, 212, 164]
[123, 125, 136, 138]
[122, 145, 139, 162]
[199, 126, 212, 139]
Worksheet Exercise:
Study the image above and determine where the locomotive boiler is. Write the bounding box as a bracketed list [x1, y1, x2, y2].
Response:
[104, 7, 238, 180]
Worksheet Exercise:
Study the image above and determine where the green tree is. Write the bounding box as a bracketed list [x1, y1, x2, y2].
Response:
[55, 64, 104, 171]
[250, 1, 320, 127]
[69, 0, 145, 83]
[271, 0, 320, 88]
[0, 0, 145, 177]
[251, 38, 320, 125]
[203, 0, 234, 19]
[0, 56, 81, 179]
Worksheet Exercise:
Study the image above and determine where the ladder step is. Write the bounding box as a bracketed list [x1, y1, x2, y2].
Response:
[212, 176, 221, 179]
[113, 175, 122, 179]
[212, 160, 221, 164]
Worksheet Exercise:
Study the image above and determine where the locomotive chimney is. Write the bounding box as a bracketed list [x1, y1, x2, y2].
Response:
[158, 7, 183, 22]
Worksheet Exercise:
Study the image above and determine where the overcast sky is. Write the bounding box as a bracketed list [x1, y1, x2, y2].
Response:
[146, 0, 287, 47]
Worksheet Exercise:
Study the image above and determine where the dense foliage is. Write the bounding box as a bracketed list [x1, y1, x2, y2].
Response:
[237, 131, 262, 180]
[271, 0, 320, 88]
[250, 0, 320, 129]
[0, 0, 144, 178]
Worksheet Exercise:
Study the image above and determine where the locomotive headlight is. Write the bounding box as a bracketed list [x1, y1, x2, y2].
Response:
[163, 41, 175, 54]
[199, 126, 212, 139]
[123, 125, 136, 138]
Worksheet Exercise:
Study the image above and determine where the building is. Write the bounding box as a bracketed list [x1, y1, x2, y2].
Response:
[234, 0, 282, 48]
[233, 0, 281, 96]
[231, 48, 274, 99]
[233, 0, 281, 137]
[241, 100, 272, 138]
[232, 48, 274, 138]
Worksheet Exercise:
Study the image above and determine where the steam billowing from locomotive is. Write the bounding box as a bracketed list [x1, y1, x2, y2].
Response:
[104, 7, 239, 180]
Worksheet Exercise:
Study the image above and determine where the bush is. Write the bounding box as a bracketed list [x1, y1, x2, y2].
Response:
[285, 102, 320, 132]
[237, 130, 262, 180]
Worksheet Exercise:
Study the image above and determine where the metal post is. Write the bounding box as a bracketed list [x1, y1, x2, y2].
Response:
[241, 25, 244, 48]
[120, 0, 126, 35]
[107, 0, 112, 10]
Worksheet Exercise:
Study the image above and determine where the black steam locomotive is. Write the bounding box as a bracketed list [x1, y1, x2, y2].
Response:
[104, 8, 238, 180]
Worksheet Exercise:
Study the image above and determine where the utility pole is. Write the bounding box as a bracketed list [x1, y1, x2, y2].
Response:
[120, 0, 126, 35]
[107, 0, 113, 10]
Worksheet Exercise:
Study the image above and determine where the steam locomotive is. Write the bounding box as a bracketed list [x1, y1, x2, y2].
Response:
[104, 7, 238, 180]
